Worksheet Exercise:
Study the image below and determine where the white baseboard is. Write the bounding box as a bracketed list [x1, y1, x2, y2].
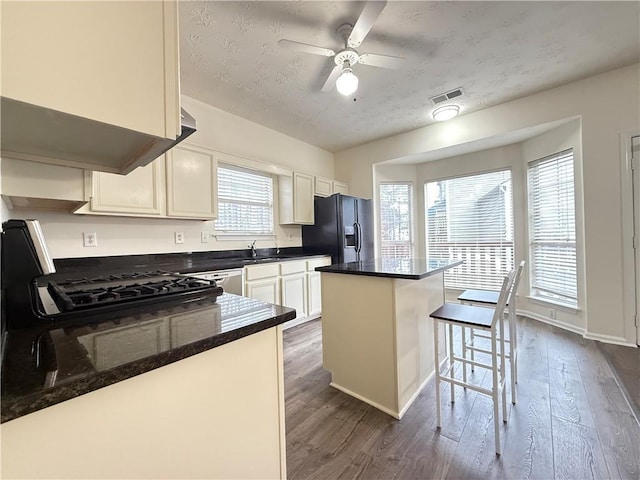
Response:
[329, 382, 402, 420]
[582, 332, 637, 347]
[518, 308, 586, 336]
[518, 309, 637, 347]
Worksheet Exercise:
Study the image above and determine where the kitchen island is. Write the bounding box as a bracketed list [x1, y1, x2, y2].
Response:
[317, 258, 461, 419]
[1, 293, 295, 479]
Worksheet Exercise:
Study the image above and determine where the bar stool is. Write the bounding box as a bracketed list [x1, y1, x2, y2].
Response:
[430, 269, 516, 455]
[458, 260, 526, 404]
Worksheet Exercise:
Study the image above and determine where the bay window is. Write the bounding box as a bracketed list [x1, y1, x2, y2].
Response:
[528, 149, 577, 306]
[425, 169, 514, 290]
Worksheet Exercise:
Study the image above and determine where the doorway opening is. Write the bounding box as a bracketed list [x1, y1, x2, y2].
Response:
[622, 132, 640, 346]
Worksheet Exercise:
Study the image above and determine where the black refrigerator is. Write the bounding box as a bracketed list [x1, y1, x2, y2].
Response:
[302, 194, 374, 264]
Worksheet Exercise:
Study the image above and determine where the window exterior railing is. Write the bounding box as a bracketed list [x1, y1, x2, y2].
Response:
[428, 241, 514, 291]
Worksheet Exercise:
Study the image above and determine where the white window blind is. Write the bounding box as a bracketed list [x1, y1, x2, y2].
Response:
[425, 170, 514, 290]
[528, 149, 577, 306]
[379, 182, 414, 258]
[215, 164, 274, 235]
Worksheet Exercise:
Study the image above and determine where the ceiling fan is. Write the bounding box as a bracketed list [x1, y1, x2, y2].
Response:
[278, 0, 405, 96]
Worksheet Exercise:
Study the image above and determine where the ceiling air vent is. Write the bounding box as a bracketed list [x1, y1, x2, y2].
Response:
[430, 88, 464, 105]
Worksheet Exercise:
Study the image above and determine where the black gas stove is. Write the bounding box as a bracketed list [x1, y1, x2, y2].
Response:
[1, 220, 224, 330]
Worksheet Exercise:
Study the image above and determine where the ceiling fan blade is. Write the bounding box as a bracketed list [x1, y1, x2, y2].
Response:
[347, 0, 387, 48]
[321, 65, 343, 92]
[278, 39, 335, 57]
[358, 53, 405, 69]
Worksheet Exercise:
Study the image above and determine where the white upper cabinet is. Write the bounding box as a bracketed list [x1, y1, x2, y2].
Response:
[314, 176, 349, 197]
[332, 181, 349, 195]
[85, 161, 165, 216]
[76, 145, 218, 219]
[166, 145, 217, 219]
[0, 1, 180, 174]
[279, 172, 314, 225]
[314, 176, 334, 197]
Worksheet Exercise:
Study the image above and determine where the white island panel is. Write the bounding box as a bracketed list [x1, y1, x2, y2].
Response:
[321, 270, 446, 419]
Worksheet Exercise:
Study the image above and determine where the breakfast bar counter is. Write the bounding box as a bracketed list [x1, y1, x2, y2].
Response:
[317, 258, 461, 419]
[1, 293, 295, 479]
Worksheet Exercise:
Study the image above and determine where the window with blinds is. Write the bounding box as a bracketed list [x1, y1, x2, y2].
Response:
[379, 182, 414, 258]
[215, 164, 274, 234]
[425, 169, 514, 290]
[528, 149, 577, 306]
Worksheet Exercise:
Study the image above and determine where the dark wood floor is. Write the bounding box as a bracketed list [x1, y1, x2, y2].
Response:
[283, 317, 640, 480]
[598, 341, 640, 423]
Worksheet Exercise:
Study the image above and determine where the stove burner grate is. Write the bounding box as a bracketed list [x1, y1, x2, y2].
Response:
[48, 271, 222, 312]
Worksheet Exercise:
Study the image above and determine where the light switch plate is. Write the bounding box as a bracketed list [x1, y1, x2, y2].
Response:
[201, 232, 209, 243]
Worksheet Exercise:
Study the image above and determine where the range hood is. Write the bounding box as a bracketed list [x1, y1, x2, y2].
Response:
[0, 97, 196, 175]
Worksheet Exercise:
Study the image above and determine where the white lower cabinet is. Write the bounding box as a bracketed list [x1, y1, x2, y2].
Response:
[245, 256, 331, 329]
[280, 261, 308, 319]
[306, 257, 332, 317]
[245, 263, 281, 305]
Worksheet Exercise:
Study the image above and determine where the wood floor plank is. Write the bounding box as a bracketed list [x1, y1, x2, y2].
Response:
[552, 415, 610, 479]
[497, 378, 555, 480]
[547, 328, 596, 428]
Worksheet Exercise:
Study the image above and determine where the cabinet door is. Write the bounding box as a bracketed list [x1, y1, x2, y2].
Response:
[89, 160, 164, 215]
[306, 257, 331, 317]
[281, 273, 307, 318]
[293, 172, 314, 224]
[1, 1, 179, 139]
[246, 278, 280, 305]
[166, 145, 217, 219]
[306, 272, 322, 317]
[333, 181, 349, 195]
[314, 176, 333, 197]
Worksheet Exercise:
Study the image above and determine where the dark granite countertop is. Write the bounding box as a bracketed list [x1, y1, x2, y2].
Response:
[316, 258, 463, 280]
[53, 247, 329, 278]
[1, 293, 296, 423]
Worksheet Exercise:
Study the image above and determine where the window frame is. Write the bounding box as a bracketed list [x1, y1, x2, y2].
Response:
[424, 168, 515, 291]
[214, 163, 275, 237]
[527, 148, 577, 308]
[378, 181, 415, 258]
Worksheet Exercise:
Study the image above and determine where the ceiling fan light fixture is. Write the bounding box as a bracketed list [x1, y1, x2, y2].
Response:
[336, 68, 358, 96]
[432, 104, 460, 121]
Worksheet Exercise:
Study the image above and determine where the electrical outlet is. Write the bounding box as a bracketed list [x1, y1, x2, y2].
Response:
[83, 232, 97, 247]
[549, 308, 556, 319]
[201, 232, 209, 243]
[174, 232, 184, 244]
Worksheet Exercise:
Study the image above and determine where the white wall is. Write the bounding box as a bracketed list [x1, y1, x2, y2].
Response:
[337, 64, 640, 345]
[2, 95, 335, 259]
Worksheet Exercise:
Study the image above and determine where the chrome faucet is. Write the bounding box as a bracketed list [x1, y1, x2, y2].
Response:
[249, 240, 257, 257]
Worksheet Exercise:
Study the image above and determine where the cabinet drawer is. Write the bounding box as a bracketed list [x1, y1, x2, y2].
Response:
[307, 257, 332, 271]
[280, 260, 306, 276]
[245, 263, 280, 281]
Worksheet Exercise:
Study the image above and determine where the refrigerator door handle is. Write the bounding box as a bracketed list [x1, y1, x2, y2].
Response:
[355, 222, 362, 254]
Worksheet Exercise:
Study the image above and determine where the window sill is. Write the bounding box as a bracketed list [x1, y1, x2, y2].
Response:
[526, 295, 580, 313]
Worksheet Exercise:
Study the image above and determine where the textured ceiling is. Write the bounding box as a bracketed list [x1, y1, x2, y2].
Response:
[179, 1, 640, 153]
